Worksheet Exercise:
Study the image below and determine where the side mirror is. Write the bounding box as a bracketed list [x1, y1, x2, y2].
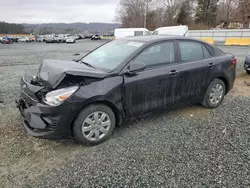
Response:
[127, 62, 146, 75]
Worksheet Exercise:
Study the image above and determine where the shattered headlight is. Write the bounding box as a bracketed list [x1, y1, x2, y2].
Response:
[43, 86, 79, 106]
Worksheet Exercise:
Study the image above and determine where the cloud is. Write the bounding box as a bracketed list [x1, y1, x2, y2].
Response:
[0, 0, 119, 23]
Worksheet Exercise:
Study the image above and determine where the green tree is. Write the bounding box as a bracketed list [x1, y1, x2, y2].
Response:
[0, 22, 24, 34]
[177, 1, 191, 25]
[195, 0, 218, 27]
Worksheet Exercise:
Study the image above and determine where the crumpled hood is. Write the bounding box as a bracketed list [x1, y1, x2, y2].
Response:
[38, 59, 107, 88]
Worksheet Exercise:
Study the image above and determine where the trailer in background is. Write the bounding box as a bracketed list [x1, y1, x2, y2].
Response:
[153, 25, 189, 36]
[114, 28, 150, 39]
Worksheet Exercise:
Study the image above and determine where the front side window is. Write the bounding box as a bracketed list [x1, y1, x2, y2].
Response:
[133, 42, 175, 68]
[81, 40, 144, 71]
[179, 41, 204, 62]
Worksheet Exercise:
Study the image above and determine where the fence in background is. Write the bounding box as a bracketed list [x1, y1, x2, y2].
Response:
[2, 29, 250, 45]
[187, 29, 250, 45]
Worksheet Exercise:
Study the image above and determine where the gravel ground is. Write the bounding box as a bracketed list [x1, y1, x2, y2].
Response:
[24, 95, 250, 188]
[0, 40, 250, 188]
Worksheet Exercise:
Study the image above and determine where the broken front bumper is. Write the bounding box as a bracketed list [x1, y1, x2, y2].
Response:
[16, 76, 78, 139]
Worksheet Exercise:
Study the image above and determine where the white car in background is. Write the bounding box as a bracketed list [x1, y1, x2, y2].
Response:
[66, 36, 76, 43]
[54, 35, 65, 43]
[18, 37, 29, 42]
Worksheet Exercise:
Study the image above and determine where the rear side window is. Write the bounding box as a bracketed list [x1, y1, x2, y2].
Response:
[179, 41, 203, 61]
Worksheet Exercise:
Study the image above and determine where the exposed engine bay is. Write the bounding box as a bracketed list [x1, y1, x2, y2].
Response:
[26, 59, 107, 101]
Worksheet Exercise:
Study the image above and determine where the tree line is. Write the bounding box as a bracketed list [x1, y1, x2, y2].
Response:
[116, 0, 246, 30]
[0, 22, 25, 34]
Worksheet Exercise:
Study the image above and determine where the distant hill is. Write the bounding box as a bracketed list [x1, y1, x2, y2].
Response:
[23, 22, 121, 35]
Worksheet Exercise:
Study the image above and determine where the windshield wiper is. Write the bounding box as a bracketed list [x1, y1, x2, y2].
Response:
[80, 61, 96, 69]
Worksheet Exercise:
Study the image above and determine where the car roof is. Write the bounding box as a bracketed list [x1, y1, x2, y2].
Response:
[120, 35, 205, 44]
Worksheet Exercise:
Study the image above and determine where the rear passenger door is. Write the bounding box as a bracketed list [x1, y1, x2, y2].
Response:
[176, 40, 214, 104]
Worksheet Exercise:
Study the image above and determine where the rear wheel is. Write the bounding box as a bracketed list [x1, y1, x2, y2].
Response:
[73, 104, 116, 146]
[202, 79, 226, 109]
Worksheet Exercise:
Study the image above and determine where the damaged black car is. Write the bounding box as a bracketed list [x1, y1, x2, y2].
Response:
[16, 35, 236, 145]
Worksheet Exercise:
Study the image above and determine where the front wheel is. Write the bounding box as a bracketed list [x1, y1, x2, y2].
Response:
[202, 79, 226, 109]
[73, 104, 116, 146]
[246, 70, 250, 74]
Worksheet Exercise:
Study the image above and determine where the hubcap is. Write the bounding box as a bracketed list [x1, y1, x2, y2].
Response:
[81, 111, 111, 141]
[209, 84, 224, 105]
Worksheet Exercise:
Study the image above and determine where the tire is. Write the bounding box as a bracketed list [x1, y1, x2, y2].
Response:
[73, 104, 116, 146]
[202, 79, 226, 109]
[246, 70, 250, 74]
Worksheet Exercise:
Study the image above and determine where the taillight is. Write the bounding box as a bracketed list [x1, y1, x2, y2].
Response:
[232, 58, 237, 65]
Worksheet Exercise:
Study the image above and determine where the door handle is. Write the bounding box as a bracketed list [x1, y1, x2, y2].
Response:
[208, 62, 215, 68]
[169, 70, 179, 76]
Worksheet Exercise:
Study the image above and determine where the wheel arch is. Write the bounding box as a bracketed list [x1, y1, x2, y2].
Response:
[70, 100, 124, 134]
[216, 76, 229, 94]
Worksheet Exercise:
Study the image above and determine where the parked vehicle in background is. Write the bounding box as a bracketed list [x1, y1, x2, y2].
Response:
[18, 37, 29, 42]
[16, 35, 236, 146]
[74, 35, 80, 40]
[10, 37, 19, 42]
[114, 28, 150, 39]
[37, 36, 45, 42]
[42, 36, 47, 42]
[152, 25, 189, 36]
[0, 37, 4, 44]
[46, 36, 55, 43]
[55, 35, 65, 43]
[66, 36, 76, 43]
[84, 35, 93, 39]
[244, 54, 250, 74]
[2, 36, 13, 44]
[78, 34, 84, 39]
[91, 34, 101, 40]
[31, 36, 36, 42]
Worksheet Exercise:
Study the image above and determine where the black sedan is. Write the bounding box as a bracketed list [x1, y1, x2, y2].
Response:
[16, 35, 236, 145]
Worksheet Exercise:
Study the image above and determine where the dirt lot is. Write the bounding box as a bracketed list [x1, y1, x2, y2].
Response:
[0, 41, 250, 188]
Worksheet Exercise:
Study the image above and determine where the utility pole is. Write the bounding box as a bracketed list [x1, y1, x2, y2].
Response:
[144, 0, 151, 28]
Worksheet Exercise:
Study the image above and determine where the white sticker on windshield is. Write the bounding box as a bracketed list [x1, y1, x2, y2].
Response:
[127, 42, 143, 47]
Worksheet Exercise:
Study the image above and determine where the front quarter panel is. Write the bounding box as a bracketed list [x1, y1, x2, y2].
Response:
[67, 76, 124, 115]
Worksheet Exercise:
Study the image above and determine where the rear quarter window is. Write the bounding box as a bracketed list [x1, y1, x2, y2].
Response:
[203, 45, 212, 58]
[214, 47, 226, 56]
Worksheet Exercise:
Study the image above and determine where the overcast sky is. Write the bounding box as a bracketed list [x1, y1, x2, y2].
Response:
[1, 0, 119, 24]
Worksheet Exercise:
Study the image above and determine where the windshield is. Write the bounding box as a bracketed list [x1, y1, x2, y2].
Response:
[81, 40, 144, 71]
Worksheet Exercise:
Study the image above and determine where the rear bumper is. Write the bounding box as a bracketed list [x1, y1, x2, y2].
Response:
[16, 76, 78, 139]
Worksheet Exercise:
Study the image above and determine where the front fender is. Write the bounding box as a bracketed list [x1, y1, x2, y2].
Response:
[67, 76, 125, 122]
